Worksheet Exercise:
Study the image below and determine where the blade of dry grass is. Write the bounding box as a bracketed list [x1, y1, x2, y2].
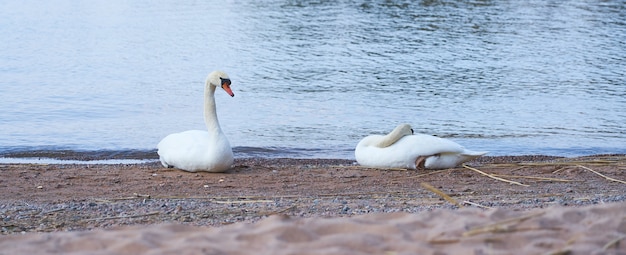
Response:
[490, 174, 572, 182]
[603, 234, 626, 250]
[462, 200, 492, 209]
[462, 211, 546, 237]
[213, 200, 274, 204]
[84, 211, 160, 221]
[518, 160, 621, 166]
[420, 182, 463, 208]
[402, 168, 457, 180]
[577, 165, 626, 184]
[462, 164, 530, 187]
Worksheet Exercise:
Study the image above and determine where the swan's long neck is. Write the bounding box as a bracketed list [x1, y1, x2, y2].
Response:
[204, 84, 222, 135]
[375, 127, 409, 148]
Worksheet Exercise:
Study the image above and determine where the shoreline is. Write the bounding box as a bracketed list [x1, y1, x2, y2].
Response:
[0, 153, 622, 164]
[2, 145, 625, 161]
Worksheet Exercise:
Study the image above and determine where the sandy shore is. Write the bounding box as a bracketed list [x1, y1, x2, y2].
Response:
[1, 155, 625, 254]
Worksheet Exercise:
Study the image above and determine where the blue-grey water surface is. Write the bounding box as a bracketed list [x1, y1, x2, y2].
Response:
[1, 0, 625, 159]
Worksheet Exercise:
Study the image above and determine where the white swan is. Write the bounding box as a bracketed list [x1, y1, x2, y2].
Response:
[157, 71, 235, 172]
[355, 124, 487, 169]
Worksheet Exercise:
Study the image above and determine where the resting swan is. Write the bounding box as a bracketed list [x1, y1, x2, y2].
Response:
[157, 71, 235, 172]
[355, 124, 487, 169]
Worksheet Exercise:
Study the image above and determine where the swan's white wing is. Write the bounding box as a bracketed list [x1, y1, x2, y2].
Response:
[396, 134, 467, 156]
[158, 130, 209, 169]
[157, 130, 233, 172]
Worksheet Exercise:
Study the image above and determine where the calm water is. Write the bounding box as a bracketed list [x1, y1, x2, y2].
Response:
[1, 0, 625, 160]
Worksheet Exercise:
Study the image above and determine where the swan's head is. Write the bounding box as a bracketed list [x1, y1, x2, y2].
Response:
[206, 71, 235, 97]
[359, 123, 414, 148]
[393, 124, 414, 136]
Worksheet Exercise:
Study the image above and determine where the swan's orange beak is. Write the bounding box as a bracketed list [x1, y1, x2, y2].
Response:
[222, 84, 234, 97]
[221, 80, 235, 97]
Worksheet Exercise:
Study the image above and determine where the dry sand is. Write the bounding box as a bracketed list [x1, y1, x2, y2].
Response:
[1, 155, 625, 254]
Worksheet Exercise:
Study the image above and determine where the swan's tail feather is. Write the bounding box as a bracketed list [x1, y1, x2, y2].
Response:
[460, 151, 488, 161]
[423, 151, 487, 169]
[462, 151, 488, 157]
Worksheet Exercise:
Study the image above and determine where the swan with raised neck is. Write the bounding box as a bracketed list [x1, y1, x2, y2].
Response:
[203, 71, 234, 135]
[157, 71, 235, 172]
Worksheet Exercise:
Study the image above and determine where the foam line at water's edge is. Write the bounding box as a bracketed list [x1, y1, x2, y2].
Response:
[0, 157, 159, 165]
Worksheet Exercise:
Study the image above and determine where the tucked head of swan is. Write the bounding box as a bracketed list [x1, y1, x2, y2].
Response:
[207, 71, 235, 97]
[394, 124, 414, 136]
[372, 123, 414, 148]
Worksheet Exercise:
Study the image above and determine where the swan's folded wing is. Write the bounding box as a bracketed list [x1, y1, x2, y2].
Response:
[398, 134, 467, 155]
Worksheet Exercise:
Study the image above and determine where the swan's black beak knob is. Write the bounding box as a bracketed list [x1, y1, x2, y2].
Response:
[220, 78, 235, 97]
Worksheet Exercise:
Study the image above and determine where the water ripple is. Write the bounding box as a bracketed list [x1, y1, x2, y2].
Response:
[0, 0, 624, 158]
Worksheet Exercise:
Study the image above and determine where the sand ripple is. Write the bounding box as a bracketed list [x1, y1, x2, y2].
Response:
[2, 202, 625, 255]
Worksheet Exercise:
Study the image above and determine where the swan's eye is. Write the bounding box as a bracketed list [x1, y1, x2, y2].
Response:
[410, 129, 414, 134]
[220, 77, 231, 87]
